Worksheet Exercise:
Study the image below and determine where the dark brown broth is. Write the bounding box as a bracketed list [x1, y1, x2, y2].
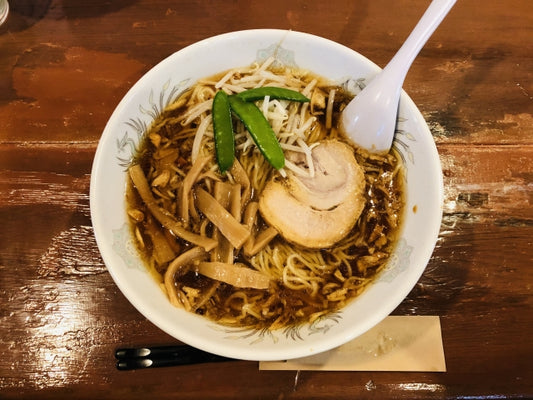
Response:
[126, 75, 405, 329]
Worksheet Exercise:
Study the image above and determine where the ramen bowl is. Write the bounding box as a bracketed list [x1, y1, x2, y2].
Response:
[90, 29, 443, 361]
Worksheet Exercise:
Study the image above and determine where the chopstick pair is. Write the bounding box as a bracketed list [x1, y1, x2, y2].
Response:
[115, 345, 235, 371]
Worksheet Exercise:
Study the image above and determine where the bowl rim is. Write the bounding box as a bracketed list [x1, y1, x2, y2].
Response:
[90, 28, 444, 361]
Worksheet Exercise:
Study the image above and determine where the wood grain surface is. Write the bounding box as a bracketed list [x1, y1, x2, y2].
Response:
[1, 0, 532, 399]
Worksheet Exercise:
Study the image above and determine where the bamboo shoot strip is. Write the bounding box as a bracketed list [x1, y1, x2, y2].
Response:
[128, 164, 218, 251]
[164, 247, 207, 308]
[195, 262, 270, 289]
[195, 187, 251, 249]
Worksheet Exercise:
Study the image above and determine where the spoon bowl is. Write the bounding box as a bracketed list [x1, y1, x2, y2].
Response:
[340, 0, 456, 153]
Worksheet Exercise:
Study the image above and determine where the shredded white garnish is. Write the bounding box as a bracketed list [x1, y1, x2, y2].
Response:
[182, 99, 213, 125]
[284, 159, 312, 177]
[191, 114, 212, 164]
[285, 110, 298, 134]
[279, 143, 304, 152]
[302, 79, 317, 97]
[215, 69, 237, 89]
[258, 70, 287, 84]
[235, 131, 254, 153]
[297, 137, 315, 178]
[238, 75, 268, 83]
[295, 115, 316, 137]
[267, 100, 289, 134]
[261, 95, 270, 118]
[253, 78, 267, 89]
[186, 57, 328, 179]
[257, 56, 275, 73]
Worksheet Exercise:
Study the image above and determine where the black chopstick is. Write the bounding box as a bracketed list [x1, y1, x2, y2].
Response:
[115, 345, 236, 371]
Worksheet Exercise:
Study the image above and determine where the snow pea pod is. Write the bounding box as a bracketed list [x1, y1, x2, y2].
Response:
[228, 95, 285, 170]
[212, 90, 234, 173]
[236, 87, 310, 103]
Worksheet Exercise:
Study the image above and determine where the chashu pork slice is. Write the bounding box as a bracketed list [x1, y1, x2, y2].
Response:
[259, 140, 366, 249]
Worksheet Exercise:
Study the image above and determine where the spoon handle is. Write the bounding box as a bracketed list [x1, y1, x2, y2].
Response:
[384, 0, 456, 81]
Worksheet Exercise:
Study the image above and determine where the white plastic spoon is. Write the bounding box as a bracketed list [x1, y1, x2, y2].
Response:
[340, 0, 456, 153]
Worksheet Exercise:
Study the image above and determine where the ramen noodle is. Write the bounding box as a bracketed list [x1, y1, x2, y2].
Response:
[126, 57, 405, 330]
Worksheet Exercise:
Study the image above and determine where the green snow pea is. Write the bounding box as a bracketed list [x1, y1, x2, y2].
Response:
[228, 94, 285, 170]
[212, 90, 234, 173]
[236, 87, 310, 103]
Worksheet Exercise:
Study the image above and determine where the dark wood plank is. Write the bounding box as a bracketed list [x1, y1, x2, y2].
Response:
[1, 0, 532, 398]
[1, 142, 531, 398]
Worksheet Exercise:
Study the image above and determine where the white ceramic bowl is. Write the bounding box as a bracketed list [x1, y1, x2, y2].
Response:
[90, 29, 443, 361]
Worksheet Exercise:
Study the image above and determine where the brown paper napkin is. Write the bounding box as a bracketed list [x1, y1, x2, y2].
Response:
[259, 316, 446, 372]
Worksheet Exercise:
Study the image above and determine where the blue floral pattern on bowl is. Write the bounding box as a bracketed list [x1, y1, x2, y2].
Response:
[111, 42, 415, 344]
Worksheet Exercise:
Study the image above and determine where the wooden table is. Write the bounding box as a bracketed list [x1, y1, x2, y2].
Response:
[1, 0, 532, 398]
